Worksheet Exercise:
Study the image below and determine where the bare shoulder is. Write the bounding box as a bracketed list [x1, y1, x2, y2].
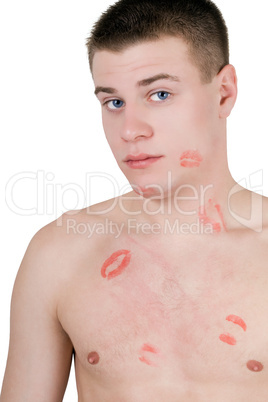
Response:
[29, 194, 123, 256]
[259, 194, 268, 243]
[229, 188, 268, 238]
[58, 192, 133, 240]
[231, 192, 268, 262]
[28, 193, 132, 275]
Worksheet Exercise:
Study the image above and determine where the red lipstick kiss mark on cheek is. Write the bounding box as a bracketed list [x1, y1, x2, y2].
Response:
[226, 315, 247, 332]
[180, 160, 201, 168]
[180, 150, 203, 168]
[139, 343, 159, 367]
[101, 249, 131, 280]
[247, 360, 264, 372]
[219, 333, 237, 345]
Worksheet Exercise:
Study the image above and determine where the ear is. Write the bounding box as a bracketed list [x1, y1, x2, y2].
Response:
[216, 64, 237, 119]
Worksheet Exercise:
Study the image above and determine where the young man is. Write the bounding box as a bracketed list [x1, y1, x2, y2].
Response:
[1, 0, 268, 401]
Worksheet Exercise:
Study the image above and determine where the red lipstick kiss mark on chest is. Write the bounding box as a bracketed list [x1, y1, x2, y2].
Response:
[219, 333, 237, 345]
[101, 249, 131, 280]
[139, 343, 160, 367]
[219, 315, 247, 346]
[180, 150, 203, 168]
[226, 314, 247, 332]
[219, 317, 263, 372]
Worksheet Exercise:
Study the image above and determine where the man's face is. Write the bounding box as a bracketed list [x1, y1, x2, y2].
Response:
[92, 36, 221, 198]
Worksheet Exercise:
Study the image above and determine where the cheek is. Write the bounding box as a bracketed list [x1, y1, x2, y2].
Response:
[102, 112, 118, 133]
[182, 88, 217, 129]
[155, 99, 205, 143]
[184, 101, 209, 129]
[102, 118, 119, 149]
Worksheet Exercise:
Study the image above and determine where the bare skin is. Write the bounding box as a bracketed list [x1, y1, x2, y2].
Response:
[63, 191, 268, 402]
[1, 36, 268, 401]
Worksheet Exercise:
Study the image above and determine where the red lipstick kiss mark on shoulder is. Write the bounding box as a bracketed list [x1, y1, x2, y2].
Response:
[180, 150, 203, 168]
[101, 249, 131, 280]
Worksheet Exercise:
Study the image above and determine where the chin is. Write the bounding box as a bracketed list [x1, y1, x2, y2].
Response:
[123, 168, 186, 200]
[130, 181, 171, 200]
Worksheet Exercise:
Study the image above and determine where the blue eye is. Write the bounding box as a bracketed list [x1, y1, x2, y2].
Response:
[106, 99, 124, 110]
[150, 91, 170, 102]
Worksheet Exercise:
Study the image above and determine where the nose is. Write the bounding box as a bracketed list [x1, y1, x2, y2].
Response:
[120, 106, 153, 142]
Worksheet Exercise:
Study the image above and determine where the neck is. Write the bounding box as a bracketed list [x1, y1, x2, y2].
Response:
[123, 141, 244, 235]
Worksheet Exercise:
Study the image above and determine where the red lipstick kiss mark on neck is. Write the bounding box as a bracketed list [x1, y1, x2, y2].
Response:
[180, 150, 203, 168]
[214, 203, 227, 232]
[198, 206, 221, 233]
[101, 249, 131, 280]
[199, 199, 227, 233]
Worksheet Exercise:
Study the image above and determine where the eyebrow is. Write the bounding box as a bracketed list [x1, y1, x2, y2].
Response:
[94, 73, 180, 96]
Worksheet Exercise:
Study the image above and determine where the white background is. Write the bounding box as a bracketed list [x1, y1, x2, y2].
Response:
[0, 1, 267, 400]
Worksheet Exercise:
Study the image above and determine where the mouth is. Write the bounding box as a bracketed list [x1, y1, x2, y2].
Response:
[124, 153, 164, 169]
[180, 150, 203, 168]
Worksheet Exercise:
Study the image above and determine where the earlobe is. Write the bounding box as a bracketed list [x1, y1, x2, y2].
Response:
[218, 64, 238, 118]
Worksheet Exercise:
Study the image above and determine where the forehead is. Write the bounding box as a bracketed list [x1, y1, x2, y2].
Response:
[92, 36, 201, 85]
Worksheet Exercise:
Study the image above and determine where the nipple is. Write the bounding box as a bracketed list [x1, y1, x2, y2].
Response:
[246, 360, 263, 372]
[88, 351, 100, 365]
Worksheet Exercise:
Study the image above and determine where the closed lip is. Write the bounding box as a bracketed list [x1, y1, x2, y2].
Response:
[123, 153, 163, 162]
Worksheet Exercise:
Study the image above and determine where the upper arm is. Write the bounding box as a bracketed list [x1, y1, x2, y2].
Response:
[0, 224, 74, 402]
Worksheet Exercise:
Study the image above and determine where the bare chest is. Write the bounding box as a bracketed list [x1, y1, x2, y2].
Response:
[58, 235, 268, 392]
